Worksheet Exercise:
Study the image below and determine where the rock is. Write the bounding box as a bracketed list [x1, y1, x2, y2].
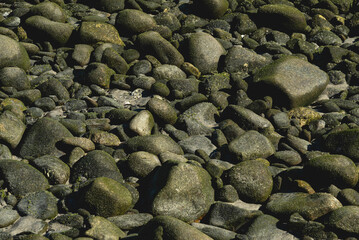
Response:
[85, 216, 126, 239]
[257, 4, 308, 33]
[115, 9, 157, 35]
[337, 188, 359, 206]
[200, 73, 231, 95]
[0, 160, 49, 197]
[224, 160, 273, 203]
[265, 192, 342, 220]
[185, 32, 225, 74]
[168, 78, 199, 98]
[309, 30, 342, 46]
[17, 190, 58, 220]
[0, 208, 20, 228]
[0, 34, 30, 70]
[72, 44, 94, 67]
[147, 98, 178, 125]
[60, 119, 87, 136]
[193, 0, 229, 19]
[206, 202, 262, 231]
[137, 31, 184, 67]
[152, 64, 187, 83]
[246, 214, 299, 240]
[129, 110, 155, 136]
[126, 134, 184, 155]
[253, 56, 329, 108]
[31, 155, 70, 185]
[107, 213, 153, 231]
[127, 151, 161, 178]
[271, 150, 302, 166]
[324, 128, 359, 161]
[326, 206, 359, 235]
[0, 144, 11, 160]
[228, 130, 275, 161]
[91, 130, 121, 146]
[71, 150, 123, 183]
[305, 154, 358, 188]
[61, 137, 95, 152]
[78, 22, 125, 46]
[102, 47, 129, 74]
[19, 117, 73, 160]
[142, 162, 214, 222]
[178, 135, 216, 156]
[24, 16, 73, 47]
[0, 110, 26, 149]
[85, 62, 115, 89]
[9, 216, 48, 236]
[191, 222, 237, 240]
[79, 177, 133, 217]
[30, 1, 66, 23]
[138, 215, 213, 240]
[177, 102, 219, 136]
[90, 0, 125, 13]
[0, 67, 30, 90]
[223, 46, 270, 73]
[38, 78, 70, 101]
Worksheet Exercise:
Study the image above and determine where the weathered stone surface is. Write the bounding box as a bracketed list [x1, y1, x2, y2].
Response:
[324, 128, 359, 161]
[0, 111, 26, 149]
[79, 22, 124, 46]
[326, 206, 359, 235]
[115, 9, 157, 35]
[0, 34, 30, 70]
[85, 216, 126, 239]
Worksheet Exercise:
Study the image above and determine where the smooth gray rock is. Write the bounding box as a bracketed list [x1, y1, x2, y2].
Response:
[224, 159, 273, 203]
[147, 98, 178, 125]
[126, 134, 184, 155]
[115, 9, 157, 35]
[139, 215, 213, 240]
[185, 32, 225, 74]
[0, 160, 49, 197]
[129, 110, 155, 136]
[78, 21, 124, 46]
[31, 155, 70, 185]
[90, 0, 125, 13]
[17, 190, 58, 220]
[191, 222, 237, 240]
[0, 111, 26, 149]
[71, 150, 123, 183]
[253, 56, 329, 108]
[143, 162, 214, 222]
[85, 216, 126, 239]
[72, 44, 94, 67]
[137, 31, 184, 67]
[107, 213, 153, 231]
[178, 135, 217, 155]
[0, 34, 30, 70]
[337, 188, 359, 206]
[127, 151, 161, 178]
[326, 206, 359, 235]
[152, 64, 186, 83]
[265, 192, 342, 220]
[228, 130, 275, 161]
[324, 128, 359, 161]
[0, 208, 20, 228]
[30, 1, 66, 23]
[9, 216, 48, 236]
[193, 0, 229, 19]
[0, 144, 11, 160]
[0, 67, 30, 90]
[19, 117, 73, 160]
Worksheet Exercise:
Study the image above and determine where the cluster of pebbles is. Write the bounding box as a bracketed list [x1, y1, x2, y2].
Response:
[2, 0, 359, 239]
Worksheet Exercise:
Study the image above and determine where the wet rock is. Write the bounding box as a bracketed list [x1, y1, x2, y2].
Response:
[0, 34, 30, 70]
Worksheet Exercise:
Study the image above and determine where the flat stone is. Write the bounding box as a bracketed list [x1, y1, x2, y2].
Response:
[191, 222, 237, 240]
[85, 216, 126, 239]
[91, 130, 121, 146]
[107, 213, 153, 231]
[9, 216, 48, 236]
[152, 64, 186, 83]
[253, 56, 329, 108]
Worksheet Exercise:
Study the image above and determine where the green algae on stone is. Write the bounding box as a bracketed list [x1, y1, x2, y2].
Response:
[115, 9, 157, 35]
[79, 21, 125, 46]
[0, 34, 30, 70]
[287, 107, 322, 127]
[0, 111, 25, 149]
[85, 215, 126, 239]
[85, 62, 115, 89]
[324, 128, 359, 161]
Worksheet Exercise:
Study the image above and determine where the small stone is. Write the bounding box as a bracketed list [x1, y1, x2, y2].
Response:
[85, 216, 126, 239]
[152, 64, 186, 83]
[31, 155, 70, 185]
[191, 222, 237, 240]
[147, 98, 178, 125]
[72, 44, 94, 67]
[178, 135, 216, 155]
[0, 110, 26, 149]
[0, 208, 20, 228]
[115, 9, 157, 35]
[9, 216, 48, 236]
[0, 67, 30, 91]
[107, 213, 153, 231]
[61, 137, 95, 152]
[324, 128, 359, 161]
[79, 22, 124, 46]
[193, 0, 229, 19]
[129, 110, 155, 136]
[91, 130, 121, 146]
[326, 206, 359, 235]
[85, 63, 115, 89]
[0, 35, 30, 70]
[127, 151, 161, 178]
[30, 1, 66, 23]
[337, 188, 359, 206]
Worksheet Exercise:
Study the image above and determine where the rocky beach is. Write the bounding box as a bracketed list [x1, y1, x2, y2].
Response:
[1, 0, 359, 239]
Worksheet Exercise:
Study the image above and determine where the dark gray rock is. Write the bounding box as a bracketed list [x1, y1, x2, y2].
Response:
[0, 35, 30, 70]
[228, 130, 275, 161]
[31, 155, 70, 185]
[90, 0, 125, 13]
[71, 150, 123, 183]
[147, 97, 178, 125]
[0, 67, 30, 90]
[152, 64, 186, 83]
[143, 162, 214, 222]
[224, 159, 273, 203]
[178, 135, 217, 155]
[102, 47, 128, 74]
[72, 44, 94, 67]
[139, 215, 213, 240]
[326, 206, 359, 235]
[193, 0, 229, 19]
[85, 62, 115, 89]
[167, 78, 199, 98]
[38, 78, 70, 101]
[309, 30, 342, 46]
[337, 188, 359, 206]
[127, 151, 161, 178]
[324, 128, 359, 161]
[115, 9, 157, 35]
[265, 192, 342, 220]
[107, 213, 153, 231]
[0, 208, 20, 228]
[253, 56, 329, 108]
[19, 117, 73, 160]
[271, 150, 302, 166]
[17, 190, 58, 220]
[185, 32, 225, 74]
[0, 160, 49, 197]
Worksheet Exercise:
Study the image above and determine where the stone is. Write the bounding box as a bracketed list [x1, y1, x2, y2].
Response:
[206, 202, 262, 231]
[193, 0, 229, 19]
[191, 223, 237, 240]
[19, 117, 73, 160]
[90, 0, 125, 13]
[91, 130, 121, 146]
[61, 137, 95, 152]
[126, 134, 184, 155]
[178, 135, 217, 155]
[129, 110, 155, 136]
[79, 177, 133, 217]
[0, 34, 30, 70]
[85, 62, 115, 89]
[138, 215, 213, 240]
[9, 216, 48, 236]
[224, 160, 273, 203]
[30, 1, 66, 23]
[257, 4, 308, 33]
[0, 110, 26, 149]
[38, 78, 70, 101]
[142, 162, 214, 222]
[252, 56, 329, 108]
[25, 16, 73, 47]
[137, 31, 184, 67]
[0, 144, 11, 160]
[305, 154, 358, 188]
[127, 151, 161, 178]
[0, 67, 30, 90]
[102, 47, 129, 74]
[246, 214, 298, 240]
[324, 128, 359, 161]
[31, 155, 70, 185]
[337, 188, 359, 206]
[185, 32, 225, 74]
[0, 160, 49, 197]
[152, 64, 186, 83]
[177, 102, 219, 136]
[326, 206, 359, 235]
[79, 22, 125, 46]
[147, 98, 178, 125]
[228, 130, 275, 161]
[309, 30, 342, 46]
[115, 9, 157, 35]
[85, 216, 126, 239]
[17, 190, 58, 220]
[0, 208, 20, 228]
[72, 44, 94, 67]
[265, 192, 342, 220]
[71, 150, 123, 183]
[108, 213, 153, 231]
